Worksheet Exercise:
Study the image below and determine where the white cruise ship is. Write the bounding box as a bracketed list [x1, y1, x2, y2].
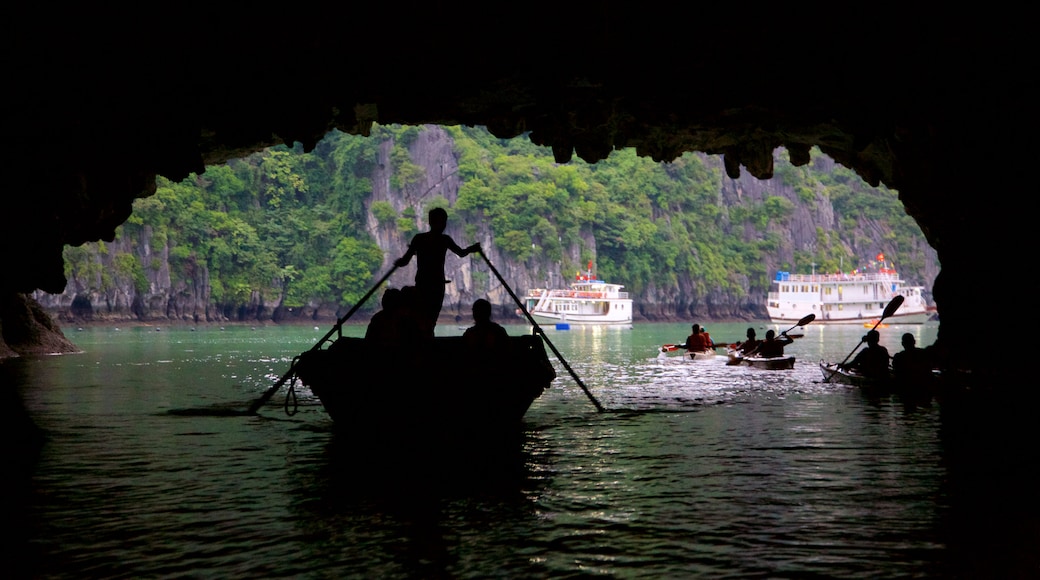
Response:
[523, 268, 633, 327]
[766, 259, 929, 325]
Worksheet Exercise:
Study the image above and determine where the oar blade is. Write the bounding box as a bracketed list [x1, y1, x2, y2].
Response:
[881, 295, 904, 319]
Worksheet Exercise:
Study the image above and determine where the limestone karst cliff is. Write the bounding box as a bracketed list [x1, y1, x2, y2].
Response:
[30, 126, 937, 326]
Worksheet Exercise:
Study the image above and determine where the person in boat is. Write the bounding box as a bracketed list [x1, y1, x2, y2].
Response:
[684, 324, 712, 352]
[463, 298, 509, 352]
[891, 332, 934, 388]
[364, 287, 403, 343]
[749, 329, 793, 358]
[700, 327, 716, 349]
[394, 207, 481, 337]
[734, 328, 760, 355]
[841, 329, 891, 379]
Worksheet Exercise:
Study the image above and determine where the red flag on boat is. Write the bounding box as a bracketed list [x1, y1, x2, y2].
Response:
[587, 260, 593, 271]
[876, 252, 884, 262]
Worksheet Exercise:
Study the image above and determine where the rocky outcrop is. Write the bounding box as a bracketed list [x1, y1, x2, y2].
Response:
[0, 293, 79, 358]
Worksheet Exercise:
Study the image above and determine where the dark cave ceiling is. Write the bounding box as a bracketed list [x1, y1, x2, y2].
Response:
[1, 5, 1035, 376]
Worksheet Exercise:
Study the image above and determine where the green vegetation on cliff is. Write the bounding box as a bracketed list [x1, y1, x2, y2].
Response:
[59, 125, 935, 321]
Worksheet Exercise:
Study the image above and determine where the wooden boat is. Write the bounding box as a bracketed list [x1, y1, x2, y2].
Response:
[863, 319, 888, 329]
[292, 335, 556, 446]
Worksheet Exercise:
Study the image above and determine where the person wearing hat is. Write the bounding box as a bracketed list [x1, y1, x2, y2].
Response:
[841, 329, 891, 379]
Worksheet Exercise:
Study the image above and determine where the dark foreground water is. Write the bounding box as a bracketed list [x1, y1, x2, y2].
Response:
[2, 321, 1038, 578]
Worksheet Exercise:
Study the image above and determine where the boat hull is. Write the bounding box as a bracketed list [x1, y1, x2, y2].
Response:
[293, 335, 556, 446]
[530, 312, 633, 326]
[770, 311, 930, 325]
[815, 363, 890, 390]
[688, 348, 717, 361]
[744, 355, 795, 370]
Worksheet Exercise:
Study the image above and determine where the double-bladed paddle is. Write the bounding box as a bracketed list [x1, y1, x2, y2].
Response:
[731, 313, 816, 364]
[822, 295, 904, 383]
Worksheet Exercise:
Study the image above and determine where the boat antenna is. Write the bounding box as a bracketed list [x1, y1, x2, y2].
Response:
[478, 251, 606, 413]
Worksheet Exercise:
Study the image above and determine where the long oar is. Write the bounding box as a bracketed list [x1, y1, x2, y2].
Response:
[823, 295, 904, 383]
[478, 252, 605, 413]
[245, 265, 399, 414]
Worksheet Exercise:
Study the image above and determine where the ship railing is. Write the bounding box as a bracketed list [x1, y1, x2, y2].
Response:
[776, 272, 901, 283]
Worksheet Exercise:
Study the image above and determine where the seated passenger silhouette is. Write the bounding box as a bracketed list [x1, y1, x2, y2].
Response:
[365, 288, 403, 344]
[842, 329, 891, 379]
[463, 298, 509, 353]
[891, 332, 934, 389]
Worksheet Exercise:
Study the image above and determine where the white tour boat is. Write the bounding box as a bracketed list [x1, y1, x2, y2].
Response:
[524, 267, 633, 327]
[766, 256, 929, 325]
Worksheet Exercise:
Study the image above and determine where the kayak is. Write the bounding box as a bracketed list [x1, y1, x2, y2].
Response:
[819, 361, 889, 389]
[744, 355, 795, 370]
[728, 348, 794, 369]
[659, 344, 720, 360]
[688, 348, 718, 361]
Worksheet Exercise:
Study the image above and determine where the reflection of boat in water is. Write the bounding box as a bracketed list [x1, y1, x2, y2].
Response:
[523, 263, 633, 327]
[767, 255, 929, 325]
[293, 335, 557, 448]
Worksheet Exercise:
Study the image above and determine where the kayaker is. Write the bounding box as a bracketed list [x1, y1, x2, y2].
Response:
[395, 207, 481, 337]
[891, 333, 933, 386]
[734, 328, 760, 354]
[701, 327, 716, 349]
[684, 324, 712, 352]
[749, 329, 793, 358]
[841, 330, 891, 378]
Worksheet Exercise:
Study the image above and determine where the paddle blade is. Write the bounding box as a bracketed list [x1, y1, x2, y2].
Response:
[881, 295, 904, 320]
[798, 313, 816, 326]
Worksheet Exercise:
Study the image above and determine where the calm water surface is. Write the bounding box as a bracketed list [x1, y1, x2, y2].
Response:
[3, 321, 1037, 578]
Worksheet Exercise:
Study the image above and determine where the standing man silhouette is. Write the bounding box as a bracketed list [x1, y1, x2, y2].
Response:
[395, 207, 480, 336]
